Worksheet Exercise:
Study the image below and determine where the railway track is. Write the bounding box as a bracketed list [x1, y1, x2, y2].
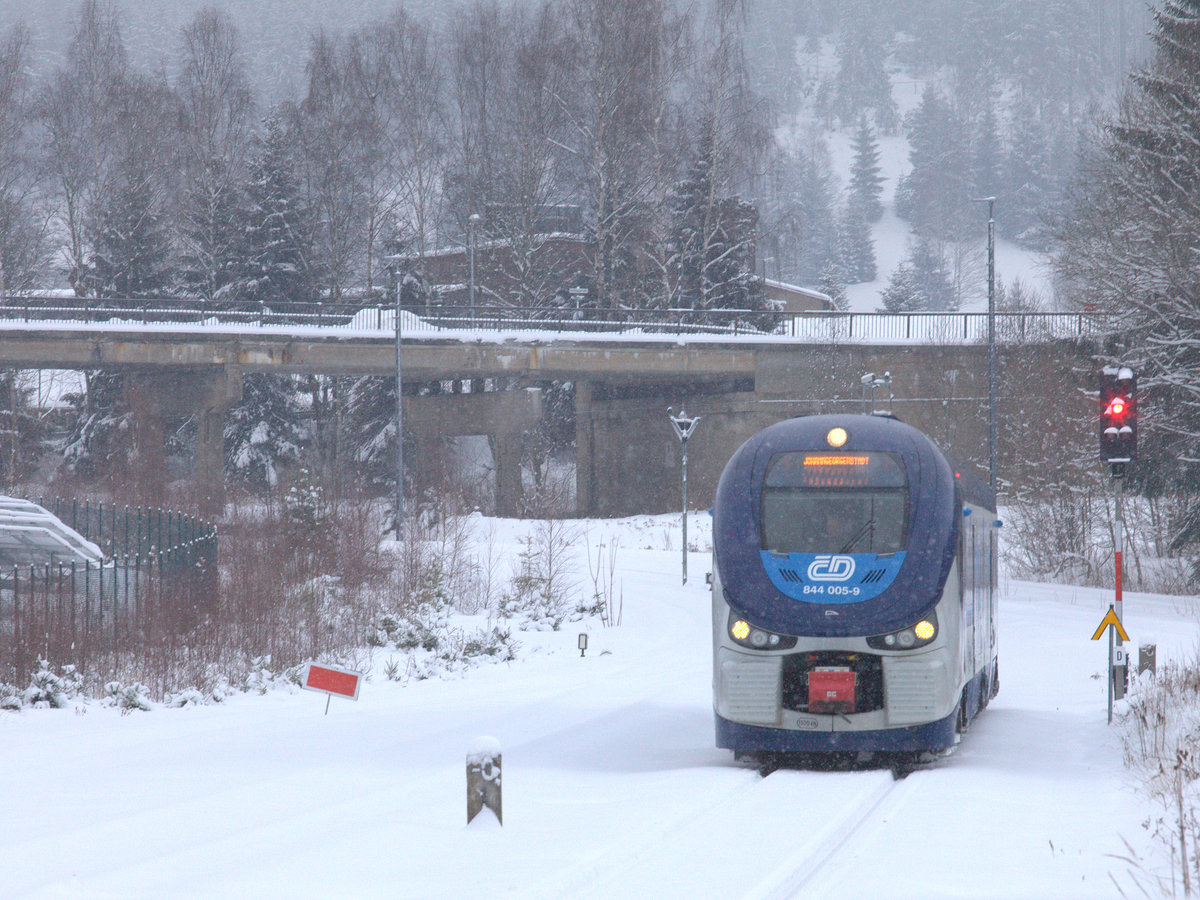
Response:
[535, 761, 918, 900]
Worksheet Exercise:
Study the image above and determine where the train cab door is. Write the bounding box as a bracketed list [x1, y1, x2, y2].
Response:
[960, 516, 977, 687]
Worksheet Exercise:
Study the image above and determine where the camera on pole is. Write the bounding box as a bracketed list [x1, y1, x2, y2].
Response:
[1099, 366, 1136, 475]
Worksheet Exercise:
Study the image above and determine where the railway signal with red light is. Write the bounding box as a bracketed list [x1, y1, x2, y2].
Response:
[1099, 366, 1136, 466]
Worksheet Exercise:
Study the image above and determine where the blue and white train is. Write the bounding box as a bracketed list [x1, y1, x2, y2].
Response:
[710, 413, 999, 757]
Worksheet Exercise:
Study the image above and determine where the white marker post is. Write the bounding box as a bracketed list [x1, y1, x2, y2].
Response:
[301, 662, 363, 715]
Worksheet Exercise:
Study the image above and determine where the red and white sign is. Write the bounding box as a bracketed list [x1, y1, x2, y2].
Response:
[302, 662, 363, 701]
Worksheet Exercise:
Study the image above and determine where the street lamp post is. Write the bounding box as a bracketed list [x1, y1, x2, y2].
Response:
[668, 407, 701, 585]
[394, 268, 405, 538]
[569, 285, 586, 320]
[468, 213, 482, 324]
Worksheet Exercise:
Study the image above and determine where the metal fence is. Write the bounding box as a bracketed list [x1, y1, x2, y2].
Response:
[0, 501, 217, 686]
[0, 295, 1113, 344]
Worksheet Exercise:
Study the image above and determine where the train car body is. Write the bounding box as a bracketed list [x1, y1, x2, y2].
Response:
[711, 414, 998, 756]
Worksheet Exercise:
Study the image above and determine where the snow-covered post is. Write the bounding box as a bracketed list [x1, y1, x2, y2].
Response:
[467, 737, 502, 825]
[1139, 643, 1156, 678]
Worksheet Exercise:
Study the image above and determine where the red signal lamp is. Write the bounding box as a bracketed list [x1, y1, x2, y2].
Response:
[1105, 397, 1127, 418]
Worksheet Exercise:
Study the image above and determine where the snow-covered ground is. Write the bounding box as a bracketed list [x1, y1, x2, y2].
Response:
[0, 513, 1189, 898]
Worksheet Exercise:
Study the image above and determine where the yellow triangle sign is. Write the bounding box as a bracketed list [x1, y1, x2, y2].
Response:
[1091, 607, 1130, 642]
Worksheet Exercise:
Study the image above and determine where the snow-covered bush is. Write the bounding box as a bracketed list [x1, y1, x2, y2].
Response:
[1119, 658, 1200, 895]
[165, 688, 207, 708]
[103, 681, 151, 713]
[500, 520, 580, 631]
[0, 683, 19, 711]
[21, 660, 82, 709]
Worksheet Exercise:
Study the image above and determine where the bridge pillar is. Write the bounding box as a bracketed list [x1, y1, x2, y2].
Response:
[124, 366, 241, 518]
[404, 389, 541, 517]
[194, 367, 242, 517]
[574, 380, 595, 516]
[491, 433, 524, 518]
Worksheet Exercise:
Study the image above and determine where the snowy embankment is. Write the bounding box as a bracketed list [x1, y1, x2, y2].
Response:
[0, 514, 1190, 898]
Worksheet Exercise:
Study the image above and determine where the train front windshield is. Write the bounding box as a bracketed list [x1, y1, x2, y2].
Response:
[760, 451, 908, 555]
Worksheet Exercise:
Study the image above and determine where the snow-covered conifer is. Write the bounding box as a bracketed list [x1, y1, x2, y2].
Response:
[224, 373, 305, 490]
[837, 202, 876, 283]
[895, 86, 972, 242]
[237, 112, 322, 303]
[670, 121, 765, 315]
[847, 118, 885, 223]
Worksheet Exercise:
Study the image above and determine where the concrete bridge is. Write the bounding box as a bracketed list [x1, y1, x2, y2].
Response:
[0, 304, 1103, 516]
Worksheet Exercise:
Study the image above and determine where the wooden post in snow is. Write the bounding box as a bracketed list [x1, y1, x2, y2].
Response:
[467, 737, 502, 825]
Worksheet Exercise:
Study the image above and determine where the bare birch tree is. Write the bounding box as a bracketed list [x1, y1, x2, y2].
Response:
[38, 0, 129, 296]
[176, 7, 255, 302]
[0, 24, 49, 295]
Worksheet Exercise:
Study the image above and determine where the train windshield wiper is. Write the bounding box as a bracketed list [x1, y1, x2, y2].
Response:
[838, 517, 875, 554]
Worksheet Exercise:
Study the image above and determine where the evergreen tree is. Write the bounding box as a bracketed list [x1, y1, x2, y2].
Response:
[879, 238, 954, 311]
[837, 202, 876, 283]
[239, 112, 322, 303]
[817, 263, 849, 311]
[1005, 98, 1052, 243]
[344, 375, 399, 490]
[831, 15, 898, 132]
[90, 153, 172, 298]
[1052, 0, 1200, 558]
[61, 371, 128, 479]
[972, 98, 1003, 205]
[879, 261, 920, 312]
[909, 237, 956, 311]
[848, 118, 885, 223]
[180, 156, 250, 303]
[224, 373, 306, 490]
[670, 122, 765, 314]
[0, 370, 50, 485]
[757, 139, 840, 289]
[895, 85, 972, 241]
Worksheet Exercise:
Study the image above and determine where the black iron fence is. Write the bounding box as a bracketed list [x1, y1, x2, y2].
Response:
[0, 295, 1113, 343]
[0, 501, 217, 687]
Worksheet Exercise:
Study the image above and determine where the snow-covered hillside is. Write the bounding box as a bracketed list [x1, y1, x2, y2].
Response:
[798, 53, 1052, 314]
[0, 513, 1189, 898]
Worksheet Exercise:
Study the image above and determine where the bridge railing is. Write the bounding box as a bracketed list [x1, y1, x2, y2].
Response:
[0, 296, 1112, 343]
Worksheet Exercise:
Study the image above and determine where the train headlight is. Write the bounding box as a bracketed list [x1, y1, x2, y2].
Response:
[727, 612, 797, 651]
[867, 612, 938, 651]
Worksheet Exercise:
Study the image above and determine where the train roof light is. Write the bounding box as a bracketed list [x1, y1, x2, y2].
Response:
[826, 427, 848, 448]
